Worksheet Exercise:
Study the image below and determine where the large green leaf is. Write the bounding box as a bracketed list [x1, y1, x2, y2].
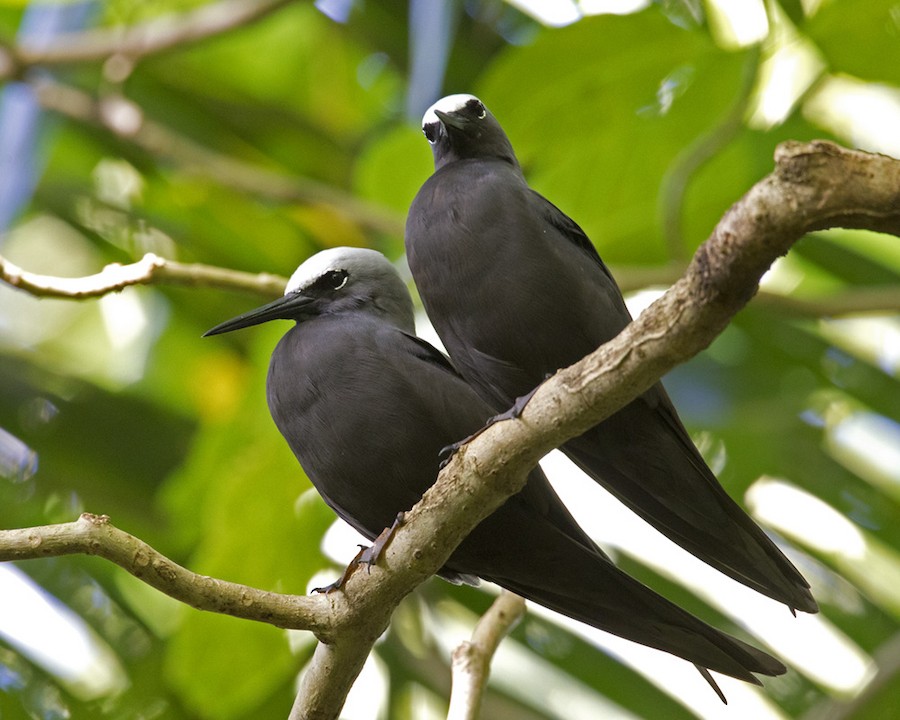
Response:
[477, 9, 749, 263]
[806, 0, 900, 85]
[159, 326, 334, 717]
[3, 1, 900, 717]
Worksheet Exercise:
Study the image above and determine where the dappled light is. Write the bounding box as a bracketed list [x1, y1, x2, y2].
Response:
[0, 1, 898, 719]
[0, 566, 125, 700]
[749, 478, 900, 619]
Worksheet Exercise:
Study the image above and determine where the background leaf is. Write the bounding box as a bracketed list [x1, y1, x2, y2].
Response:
[1, 1, 899, 718]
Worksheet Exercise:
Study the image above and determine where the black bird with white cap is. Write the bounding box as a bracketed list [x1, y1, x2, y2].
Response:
[205, 247, 787, 697]
[405, 93, 817, 615]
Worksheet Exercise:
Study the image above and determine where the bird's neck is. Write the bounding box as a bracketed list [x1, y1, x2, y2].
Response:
[435, 150, 520, 173]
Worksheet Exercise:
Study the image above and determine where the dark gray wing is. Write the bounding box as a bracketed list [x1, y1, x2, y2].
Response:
[268, 315, 599, 576]
[406, 157, 816, 613]
[529, 188, 620, 286]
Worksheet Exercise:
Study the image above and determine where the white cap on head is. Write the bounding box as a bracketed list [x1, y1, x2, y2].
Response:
[283, 247, 414, 332]
[285, 247, 388, 295]
[422, 93, 481, 128]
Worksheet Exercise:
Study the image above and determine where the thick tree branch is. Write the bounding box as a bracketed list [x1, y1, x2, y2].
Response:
[2, 0, 293, 75]
[448, 590, 526, 720]
[1, 142, 898, 719]
[283, 141, 900, 718]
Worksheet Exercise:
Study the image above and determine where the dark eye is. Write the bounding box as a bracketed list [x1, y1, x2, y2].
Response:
[321, 269, 348, 290]
[423, 122, 439, 143]
[465, 99, 486, 119]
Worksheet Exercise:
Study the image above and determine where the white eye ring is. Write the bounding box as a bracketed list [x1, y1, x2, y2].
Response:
[476, 105, 486, 119]
[334, 273, 349, 290]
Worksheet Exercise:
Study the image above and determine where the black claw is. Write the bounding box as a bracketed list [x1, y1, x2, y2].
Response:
[312, 579, 345, 594]
[359, 545, 378, 574]
[364, 512, 405, 568]
[356, 512, 407, 576]
[439, 440, 462, 463]
[312, 545, 369, 593]
[508, 384, 542, 419]
[438, 443, 456, 458]
[438, 387, 542, 468]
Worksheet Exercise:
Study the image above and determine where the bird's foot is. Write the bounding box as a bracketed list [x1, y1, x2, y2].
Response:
[438, 386, 543, 468]
[312, 513, 405, 593]
[495, 384, 543, 422]
[312, 546, 368, 594]
[360, 512, 405, 573]
[438, 438, 469, 469]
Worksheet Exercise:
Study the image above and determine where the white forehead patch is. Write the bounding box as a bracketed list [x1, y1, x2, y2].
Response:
[422, 93, 482, 128]
[285, 247, 386, 295]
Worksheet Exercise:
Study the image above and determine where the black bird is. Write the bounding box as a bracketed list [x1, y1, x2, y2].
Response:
[205, 247, 786, 697]
[405, 94, 817, 615]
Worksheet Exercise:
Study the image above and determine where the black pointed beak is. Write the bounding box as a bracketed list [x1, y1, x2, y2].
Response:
[434, 108, 466, 130]
[203, 292, 315, 336]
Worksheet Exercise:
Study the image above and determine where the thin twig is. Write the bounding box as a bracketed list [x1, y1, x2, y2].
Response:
[5, 251, 900, 318]
[0, 252, 286, 299]
[0, 513, 332, 635]
[753, 286, 900, 317]
[448, 591, 526, 720]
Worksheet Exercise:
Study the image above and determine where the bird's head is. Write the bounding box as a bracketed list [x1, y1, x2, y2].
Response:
[422, 94, 518, 171]
[204, 247, 415, 337]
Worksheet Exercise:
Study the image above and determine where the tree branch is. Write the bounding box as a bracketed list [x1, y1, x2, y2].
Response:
[447, 590, 526, 720]
[0, 252, 286, 300]
[4, 0, 294, 73]
[1, 0, 405, 238]
[615, 263, 900, 316]
[753, 286, 900, 317]
[0, 513, 332, 636]
[5, 250, 900, 318]
[1, 141, 898, 719]
[283, 140, 900, 718]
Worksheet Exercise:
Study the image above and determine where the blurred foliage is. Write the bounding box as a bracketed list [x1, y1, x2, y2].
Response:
[1, 0, 899, 719]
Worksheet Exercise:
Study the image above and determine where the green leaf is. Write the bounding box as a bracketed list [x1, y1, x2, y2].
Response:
[165, 612, 297, 720]
[806, 0, 900, 84]
[478, 9, 748, 263]
[354, 125, 433, 215]
[159, 328, 334, 716]
[777, 0, 808, 27]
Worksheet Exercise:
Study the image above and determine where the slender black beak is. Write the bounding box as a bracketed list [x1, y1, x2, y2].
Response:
[434, 108, 466, 130]
[203, 292, 315, 336]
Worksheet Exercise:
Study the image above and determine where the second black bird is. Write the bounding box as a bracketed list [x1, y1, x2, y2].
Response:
[405, 93, 816, 614]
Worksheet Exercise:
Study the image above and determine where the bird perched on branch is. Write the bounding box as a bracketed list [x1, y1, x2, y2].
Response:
[405, 93, 816, 615]
[205, 247, 786, 698]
